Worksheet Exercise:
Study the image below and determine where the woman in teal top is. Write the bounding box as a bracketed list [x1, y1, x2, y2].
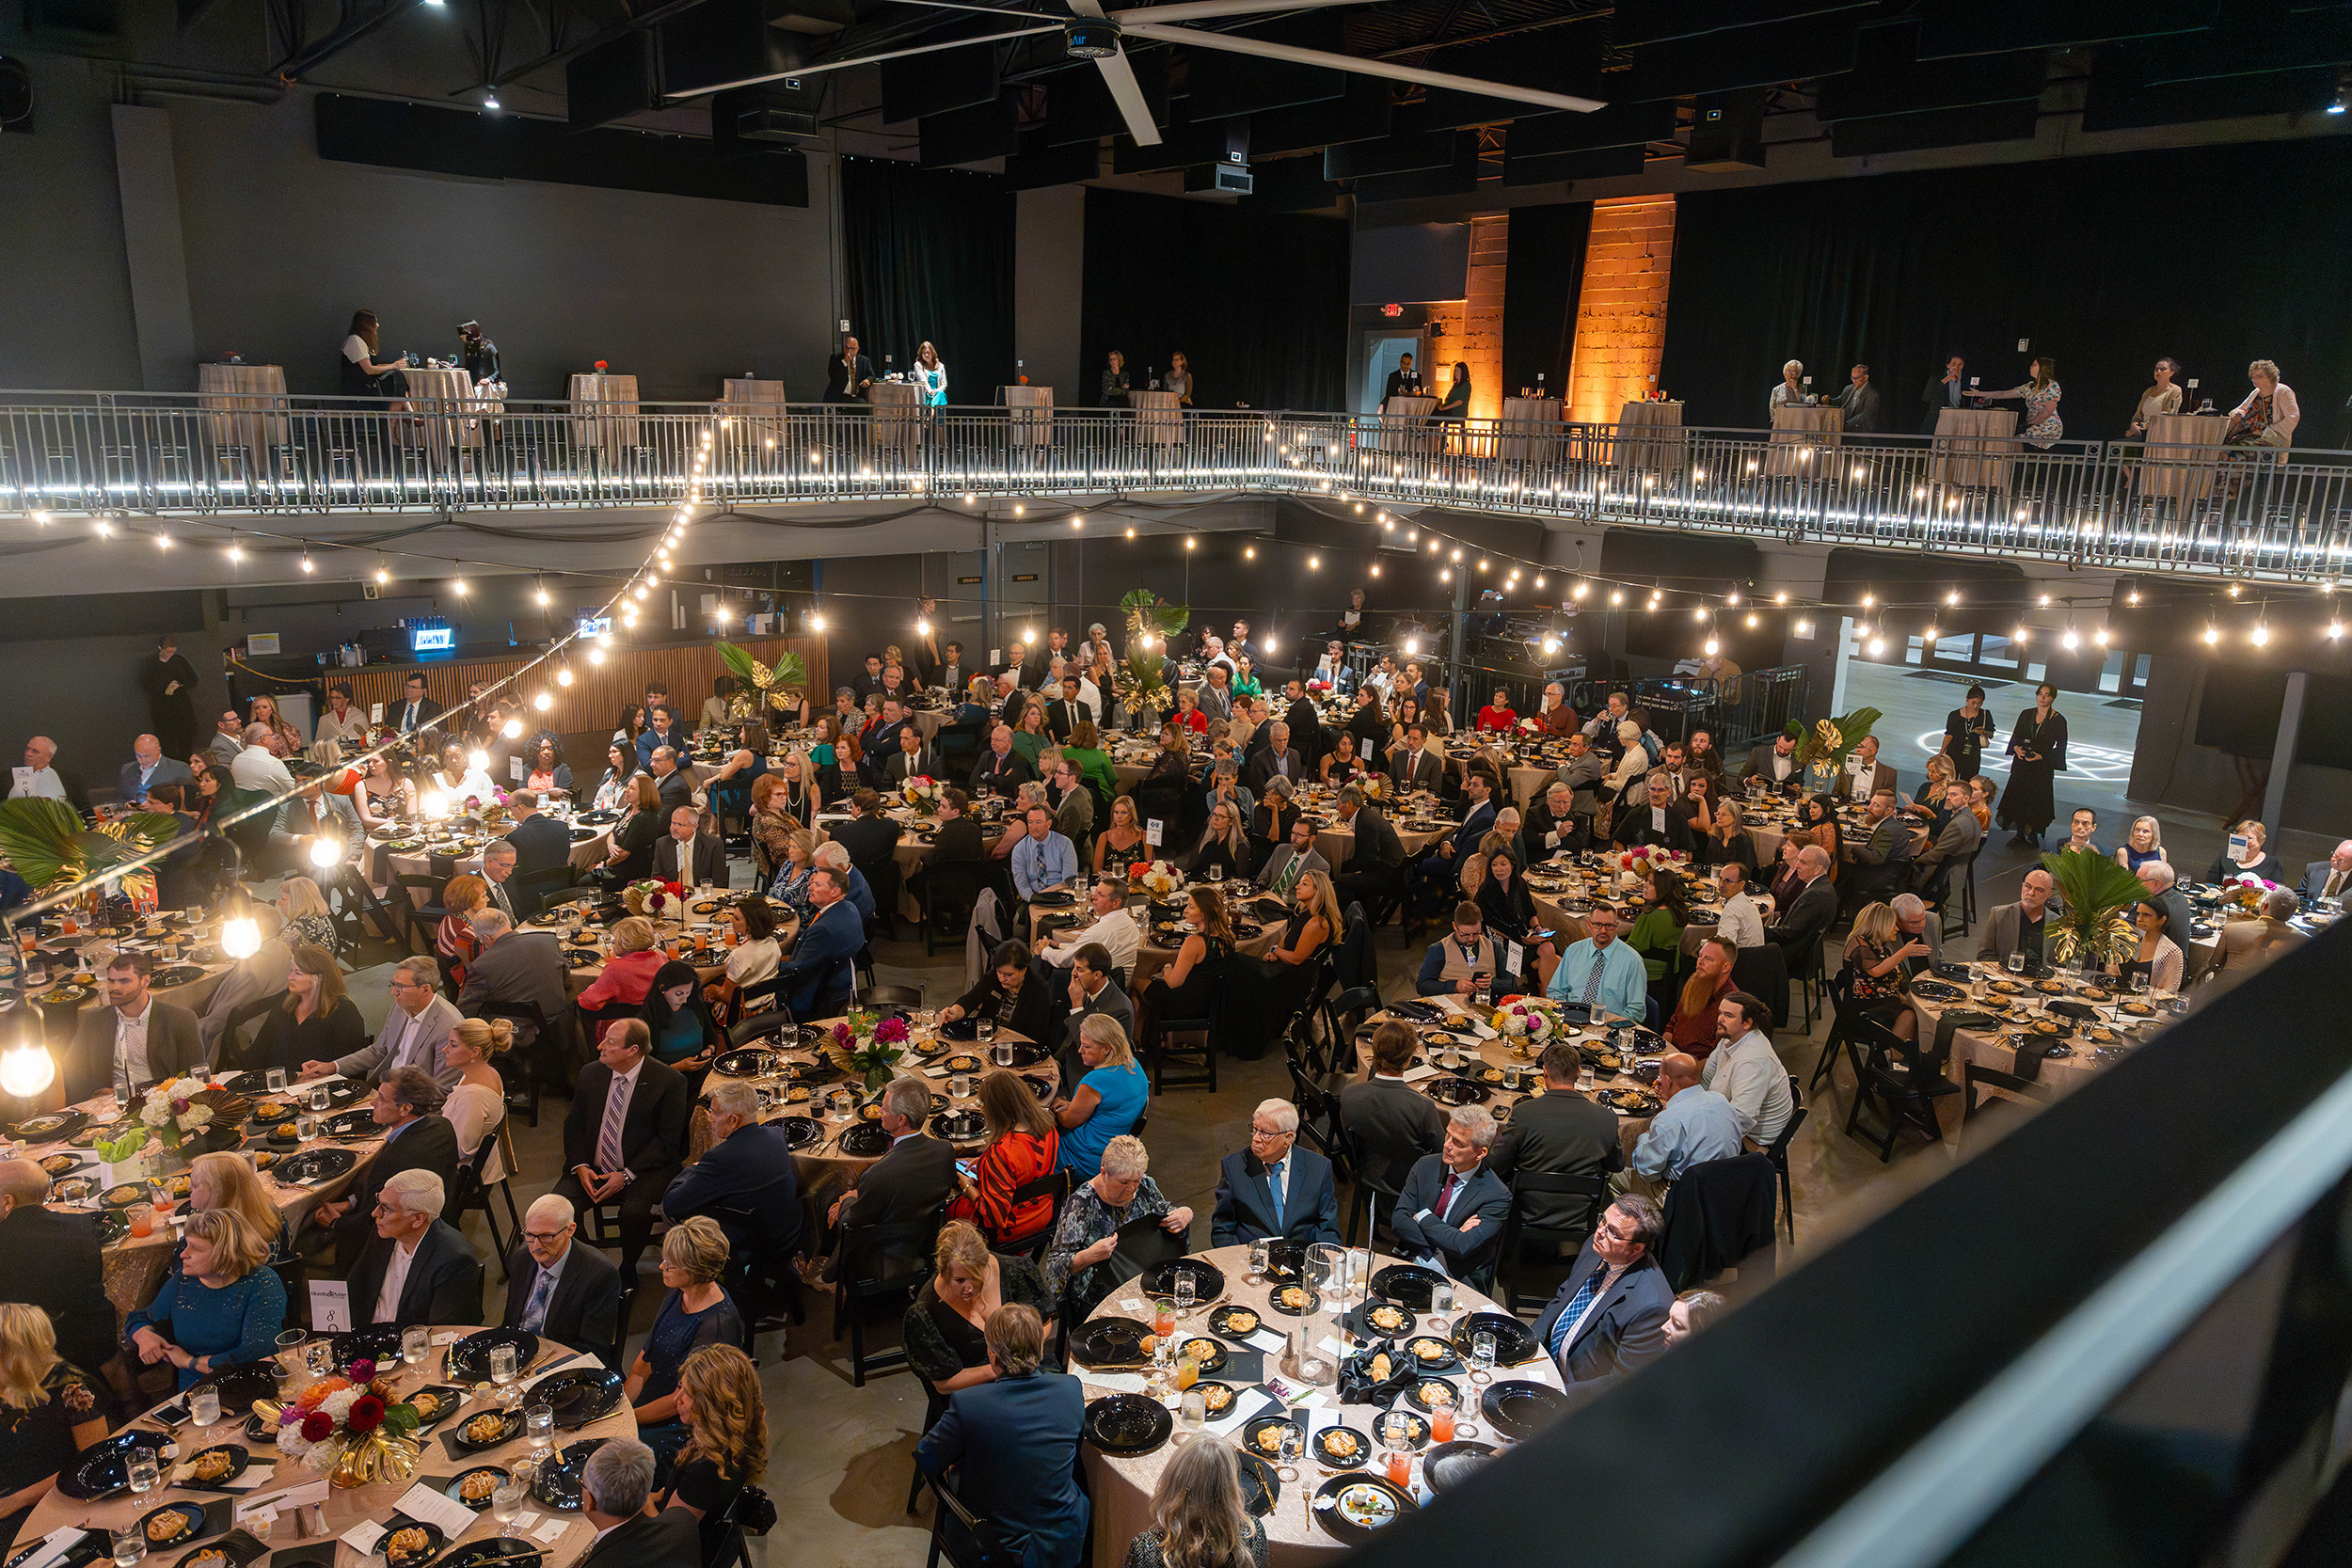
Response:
[1054, 1013, 1150, 1180]
[1060, 720, 1119, 810]
[914, 341, 948, 407]
[644, 959, 723, 1093]
[1009, 704, 1050, 772]
[126, 1210, 286, 1389]
[1230, 659, 1264, 701]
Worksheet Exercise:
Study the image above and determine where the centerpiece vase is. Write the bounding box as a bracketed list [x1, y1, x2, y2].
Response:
[329, 1431, 421, 1489]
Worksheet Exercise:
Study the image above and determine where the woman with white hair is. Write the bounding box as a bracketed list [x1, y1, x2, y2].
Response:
[1044, 1134, 1192, 1323]
[1602, 720, 1650, 829]
[1769, 359, 1805, 413]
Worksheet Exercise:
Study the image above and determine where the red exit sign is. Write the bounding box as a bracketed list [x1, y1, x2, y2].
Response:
[1381, 303, 1403, 318]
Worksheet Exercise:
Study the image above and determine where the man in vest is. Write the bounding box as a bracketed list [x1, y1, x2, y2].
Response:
[1415, 901, 1518, 1000]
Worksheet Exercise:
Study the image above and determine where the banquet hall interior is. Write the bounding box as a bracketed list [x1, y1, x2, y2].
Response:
[9, 0, 2352, 1563]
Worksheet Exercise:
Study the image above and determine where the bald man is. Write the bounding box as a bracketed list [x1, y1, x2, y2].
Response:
[8, 736, 90, 814]
[119, 735, 194, 806]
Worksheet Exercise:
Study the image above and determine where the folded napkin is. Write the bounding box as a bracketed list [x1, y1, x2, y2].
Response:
[1931, 1008, 1999, 1061]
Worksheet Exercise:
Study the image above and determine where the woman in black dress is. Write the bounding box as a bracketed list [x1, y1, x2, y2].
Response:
[1140, 885, 1232, 1037]
[903, 1222, 1056, 1408]
[247, 944, 365, 1073]
[1221, 869, 1342, 1058]
[0, 1305, 108, 1554]
[596, 774, 663, 885]
[1998, 682, 2068, 847]
[1184, 801, 1249, 882]
[657, 1343, 769, 1555]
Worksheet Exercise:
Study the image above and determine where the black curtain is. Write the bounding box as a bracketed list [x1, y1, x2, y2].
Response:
[1079, 187, 1349, 411]
[1658, 137, 2352, 441]
[1501, 200, 1592, 402]
[840, 156, 1015, 394]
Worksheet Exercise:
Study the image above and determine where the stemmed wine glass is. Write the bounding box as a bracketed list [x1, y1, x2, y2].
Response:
[1276, 1422, 1304, 1482]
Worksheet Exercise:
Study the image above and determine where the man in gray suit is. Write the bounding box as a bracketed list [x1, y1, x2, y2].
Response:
[458, 909, 569, 1024]
[1531, 1194, 1675, 1386]
[500, 1194, 623, 1353]
[1836, 363, 1883, 434]
[306, 956, 461, 1088]
[1915, 781, 1984, 886]
[1255, 816, 1330, 899]
[649, 805, 724, 888]
[2296, 840, 2352, 905]
[197, 907, 290, 1060]
[66, 951, 204, 1101]
[1976, 867, 2058, 967]
[118, 735, 195, 807]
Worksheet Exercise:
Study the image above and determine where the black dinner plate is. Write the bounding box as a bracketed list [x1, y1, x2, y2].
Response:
[380, 1521, 446, 1568]
[1597, 1086, 1662, 1117]
[1206, 1304, 1266, 1341]
[1265, 1282, 1322, 1315]
[403, 1385, 466, 1428]
[8, 1110, 87, 1142]
[329, 1326, 406, 1372]
[1402, 1336, 1459, 1373]
[8, 1533, 107, 1568]
[1141, 1259, 1225, 1301]
[1020, 1073, 1056, 1101]
[1422, 1438, 1499, 1494]
[839, 1121, 892, 1156]
[58, 1429, 170, 1499]
[1067, 1318, 1154, 1370]
[1423, 1075, 1489, 1106]
[1312, 1425, 1371, 1469]
[151, 965, 211, 989]
[1402, 1375, 1462, 1415]
[1238, 1450, 1279, 1517]
[1170, 1334, 1229, 1374]
[531, 1438, 609, 1511]
[446, 1465, 511, 1510]
[447, 1327, 540, 1384]
[1239, 1415, 1301, 1465]
[1029, 890, 1076, 907]
[195, 1359, 278, 1416]
[712, 1048, 779, 1078]
[274, 1148, 358, 1184]
[135, 1502, 209, 1550]
[526, 1365, 625, 1429]
[1083, 1394, 1171, 1457]
[68, 1118, 138, 1148]
[244, 1096, 305, 1127]
[175, 1446, 248, 1496]
[1453, 1311, 1541, 1367]
[1348, 1301, 1417, 1338]
[49, 1175, 95, 1203]
[320, 1107, 377, 1139]
[1194, 1380, 1245, 1421]
[1373, 1408, 1431, 1449]
[933, 1109, 985, 1142]
[776, 1117, 825, 1149]
[1369, 1264, 1449, 1310]
[1481, 1379, 1572, 1440]
[453, 1407, 525, 1451]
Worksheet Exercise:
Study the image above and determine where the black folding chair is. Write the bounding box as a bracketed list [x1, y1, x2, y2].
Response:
[919, 862, 983, 957]
[1498, 1169, 1610, 1314]
[1761, 1073, 1807, 1240]
[1844, 1016, 1959, 1162]
[834, 1204, 947, 1386]
[1961, 1059, 2055, 1148]
[998, 1169, 1071, 1269]
[920, 1468, 1009, 1568]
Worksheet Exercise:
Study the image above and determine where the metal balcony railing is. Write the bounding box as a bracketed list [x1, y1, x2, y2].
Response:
[5, 390, 2348, 584]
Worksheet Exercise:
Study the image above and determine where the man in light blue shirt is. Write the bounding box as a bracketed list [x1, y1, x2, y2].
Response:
[1009, 804, 1077, 901]
[1614, 1052, 1746, 1202]
[1547, 903, 1649, 1022]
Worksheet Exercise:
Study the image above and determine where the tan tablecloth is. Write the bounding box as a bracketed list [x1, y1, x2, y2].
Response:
[1930, 406, 2017, 489]
[1079, 1243, 1567, 1564]
[1498, 396, 1563, 463]
[569, 372, 640, 451]
[402, 366, 502, 447]
[1006, 386, 1053, 448]
[198, 363, 288, 458]
[1613, 400, 1684, 472]
[1134, 389, 1183, 445]
[1766, 404, 1844, 477]
[1903, 962, 2149, 1145]
[24, 1329, 635, 1568]
[2138, 412, 2233, 502]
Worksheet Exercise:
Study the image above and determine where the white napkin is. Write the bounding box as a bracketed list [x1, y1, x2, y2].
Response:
[1399, 1064, 1443, 1084]
[1080, 1371, 1150, 1396]
[1201, 1388, 1275, 1438]
[532, 1519, 571, 1544]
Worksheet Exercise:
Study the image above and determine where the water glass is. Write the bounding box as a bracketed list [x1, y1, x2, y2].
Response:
[1277, 1423, 1305, 1481]
[976, 1018, 995, 1046]
[1208, 864, 1224, 884]
[947, 1074, 972, 1099]
[489, 1342, 518, 1392]
[1173, 1269, 1196, 1309]
[526, 1402, 555, 1457]
[1179, 1386, 1206, 1431]
[402, 1324, 430, 1370]
[295, 1114, 317, 1142]
[308, 1085, 330, 1112]
[189, 1385, 221, 1428]
[265, 1068, 288, 1093]
[113, 1527, 146, 1568]
[2007, 951, 2027, 975]
[992, 1041, 1013, 1069]
[491, 1478, 527, 1537]
[127, 1448, 160, 1495]
[1470, 1331, 1497, 1380]
[1247, 1240, 1269, 1280]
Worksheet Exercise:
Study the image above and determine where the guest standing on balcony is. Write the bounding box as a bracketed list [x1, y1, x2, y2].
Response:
[824, 335, 874, 404]
[1102, 351, 1132, 408]
[1436, 362, 1470, 426]
[458, 322, 501, 385]
[914, 341, 948, 408]
[340, 309, 410, 407]
[1920, 353, 1967, 434]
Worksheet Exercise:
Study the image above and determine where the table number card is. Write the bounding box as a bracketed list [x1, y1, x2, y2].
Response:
[1145, 820, 1164, 847]
[308, 1281, 350, 1332]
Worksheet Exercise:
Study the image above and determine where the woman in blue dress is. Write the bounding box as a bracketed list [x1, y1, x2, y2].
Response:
[1052, 1014, 1149, 1180]
[627, 1217, 744, 1473]
[914, 341, 948, 408]
[127, 1210, 286, 1388]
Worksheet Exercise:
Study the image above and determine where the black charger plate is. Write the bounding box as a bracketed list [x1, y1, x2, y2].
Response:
[1481, 1380, 1571, 1440]
[1140, 1259, 1224, 1301]
[447, 1327, 540, 1384]
[1311, 1474, 1417, 1544]
[1451, 1311, 1540, 1366]
[531, 1438, 610, 1511]
[1369, 1263, 1448, 1310]
[274, 1148, 358, 1184]
[526, 1366, 625, 1429]
[1084, 1395, 1171, 1457]
[57, 1429, 169, 1500]
[1068, 1318, 1154, 1369]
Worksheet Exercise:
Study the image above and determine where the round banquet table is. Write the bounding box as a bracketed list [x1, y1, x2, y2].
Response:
[366, 819, 612, 903]
[1075, 1244, 1569, 1564]
[1348, 995, 1660, 1158]
[21, 1328, 637, 1568]
[1901, 960, 2169, 1146]
[1023, 880, 1282, 992]
[1521, 859, 1776, 961]
[10, 1078, 383, 1318]
[8, 910, 236, 1025]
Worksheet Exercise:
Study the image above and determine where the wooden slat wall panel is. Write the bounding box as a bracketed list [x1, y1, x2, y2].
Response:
[337, 639, 829, 739]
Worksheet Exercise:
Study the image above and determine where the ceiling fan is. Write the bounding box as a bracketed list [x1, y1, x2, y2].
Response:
[680, 0, 1605, 146]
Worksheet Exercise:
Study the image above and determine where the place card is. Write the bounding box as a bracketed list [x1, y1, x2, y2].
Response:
[1201, 1388, 1275, 1438]
[1400, 1065, 1443, 1084]
[16, 1528, 94, 1568]
[339, 1522, 389, 1556]
[532, 1520, 571, 1546]
[394, 1481, 481, 1535]
[512, 1513, 540, 1534]
[1081, 1371, 1150, 1396]
[1243, 1327, 1289, 1355]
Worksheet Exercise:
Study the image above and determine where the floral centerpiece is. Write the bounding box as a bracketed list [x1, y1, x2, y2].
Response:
[1489, 995, 1565, 1049]
[2221, 874, 2280, 911]
[1617, 846, 1691, 879]
[834, 1011, 911, 1089]
[1357, 773, 1387, 802]
[1135, 860, 1180, 898]
[624, 879, 685, 918]
[714, 640, 810, 721]
[272, 1365, 424, 1486]
[140, 1076, 218, 1152]
[901, 775, 943, 813]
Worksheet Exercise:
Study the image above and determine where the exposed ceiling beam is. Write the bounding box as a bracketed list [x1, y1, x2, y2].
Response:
[274, 0, 432, 79]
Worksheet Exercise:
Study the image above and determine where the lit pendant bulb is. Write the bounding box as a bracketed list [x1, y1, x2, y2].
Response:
[534, 690, 553, 711]
[501, 718, 522, 739]
[0, 1040, 56, 1100]
[556, 667, 574, 687]
[299, 552, 314, 574]
[469, 750, 489, 770]
[1704, 638, 1720, 657]
[309, 835, 342, 868]
[221, 917, 261, 959]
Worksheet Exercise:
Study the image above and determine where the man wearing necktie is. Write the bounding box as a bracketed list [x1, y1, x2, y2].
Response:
[500, 1194, 622, 1351]
[1533, 1196, 1674, 1386]
[1210, 1100, 1340, 1247]
[1390, 1107, 1512, 1285]
[2299, 840, 2352, 905]
[392, 673, 442, 736]
[552, 1019, 691, 1279]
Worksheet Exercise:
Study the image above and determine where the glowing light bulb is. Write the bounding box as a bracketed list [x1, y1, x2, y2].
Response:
[309, 835, 342, 868]
[1867, 637, 1885, 657]
[299, 552, 313, 573]
[533, 690, 552, 711]
[501, 718, 522, 739]
[2203, 625, 2220, 645]
[809, 614, 826, 633]
[1704, 638, 1720, 657]
[556, 667, 573, 687]
[535, 586, 548, 606]
[0, 1041, 55, 1099]
[2252, 624, 2270, 647]
[221, 917, 261, 959]
[588, 646, 606, 665]
[1403, 639, 1419, 657]
[453, 579, 468, 595]
[2062, 628, 2080, 650]
[421, 791, 450, 817]
[154, 532, 171, 550]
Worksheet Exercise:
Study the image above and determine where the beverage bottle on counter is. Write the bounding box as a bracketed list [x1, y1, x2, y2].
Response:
[884, 353, 895, 381]
[1536, 372, 1547, 401]
[1017, 359, 1027, 386]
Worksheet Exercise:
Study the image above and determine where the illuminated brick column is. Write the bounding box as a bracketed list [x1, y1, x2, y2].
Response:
[1569, 195, 1677, 422]
[1464, 214, 1508, 421]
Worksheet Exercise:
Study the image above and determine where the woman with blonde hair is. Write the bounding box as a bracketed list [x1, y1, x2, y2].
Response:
[2117, 815, 2166, 873]
[436, 872, 489, 985]
[627, 1216, 743, 1467]
[247, 694, 302, 755]
[579, 914, 665, 1016]
[0, 1304, 106, 1548]
[1124, 1435, 1266, 1568]
[186, 1151, 293, 1266]
[765, 823, 818, 922]
[904, 1220, 1056, 1395]
[277, 876, 337, 952]
[127, 1208, 286, 1387]
[1840, 900, 1926, 1042]
[659, 1343, 771, 1560]
[1093, 795, 1149, 879]
[1053, 1015, 1149, 1180]
[441, 1018, 510, 1182]
[2211, 819, 2277, 884]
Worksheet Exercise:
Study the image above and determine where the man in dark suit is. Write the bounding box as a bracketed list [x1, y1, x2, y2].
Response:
[1836, 363, 1883, 434]
[306, 1067, 461, 1270]
[1975, 867, 2058, 967]
[345, 1169, 484, 1326]
[1211, 1100, 1341, 1248]
[2298, 840, 2352, 904]
[883, 726, 943, 787]
[823, 335, 875, 404]
[1244, 722, 1304, 797]
[501, 1193, 624, 1352]
[850, 655, 888, 705]
[829, 790, 902, 870]
[661, 1081, 805, 1263]
[1340, 1022, 1446, 1193]
[1489, 1039, 1625, 1204]
[1611, 768, 1698, 855]
[1433, 771, 1498, 869]
[1280, 680, 1324, 767]
[459, 910, 570, 1026]
[805, 1075, 960, 1285]
[1764, 845, 1839, 955]
[915, 1306, 1089, 1568]
[553, 1020, 691, 1278]
[1919, 352, 1968, 434]
[390, 673, 442, 736]
[65, 951, 204, 1104]
[1846, 787, 1920, 908]
[858, 699, 914, 788]
[772, 867, 864, 1016]
[650, 805, 724, 888]
[1522, 781, 1587, 863]
[1832, 735, 1900, 804]
[501, 791, 571, 879]
[1747, 728, 1803, 797]
[119, 735, 194, 807]
[648, 747, 697, 818]
[1533, 1195, 1675, 1385]
[968, 723, 1031, 800]
[579, 1440, 701, 1568]
[0, 1159, 120, 1380]
[1329, 785, 1407, 911]
[1392, 1109, 1513, 1285]
[1043, 675, 1090, 744]
[1382, 354, 1423, 404]
[1389, 725, 1445, 796]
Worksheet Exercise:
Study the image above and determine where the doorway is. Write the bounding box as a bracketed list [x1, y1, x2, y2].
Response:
[1359, 333, 1425, 414]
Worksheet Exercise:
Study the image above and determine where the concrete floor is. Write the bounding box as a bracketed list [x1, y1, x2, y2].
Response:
[322, 689, 2289, 1564]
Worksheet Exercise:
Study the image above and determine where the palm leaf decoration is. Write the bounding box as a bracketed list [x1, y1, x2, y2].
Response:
[1794, 707, 1882, 779]
[0, 799, 181, 895]
[1114, 590, 1190, 715]
[714, 641, 809, 718]
[2042, 847, 2151, 968]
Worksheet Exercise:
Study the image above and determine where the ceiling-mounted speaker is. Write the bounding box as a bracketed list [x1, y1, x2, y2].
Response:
[1684, 87, 1769, 168]
[712, 81, 825, 151]
[1183, 162, 1255, 193]
[567, 30, 660, 132]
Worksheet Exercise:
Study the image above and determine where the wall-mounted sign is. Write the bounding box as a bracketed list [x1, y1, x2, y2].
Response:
[1381, 304, 1403, 318]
